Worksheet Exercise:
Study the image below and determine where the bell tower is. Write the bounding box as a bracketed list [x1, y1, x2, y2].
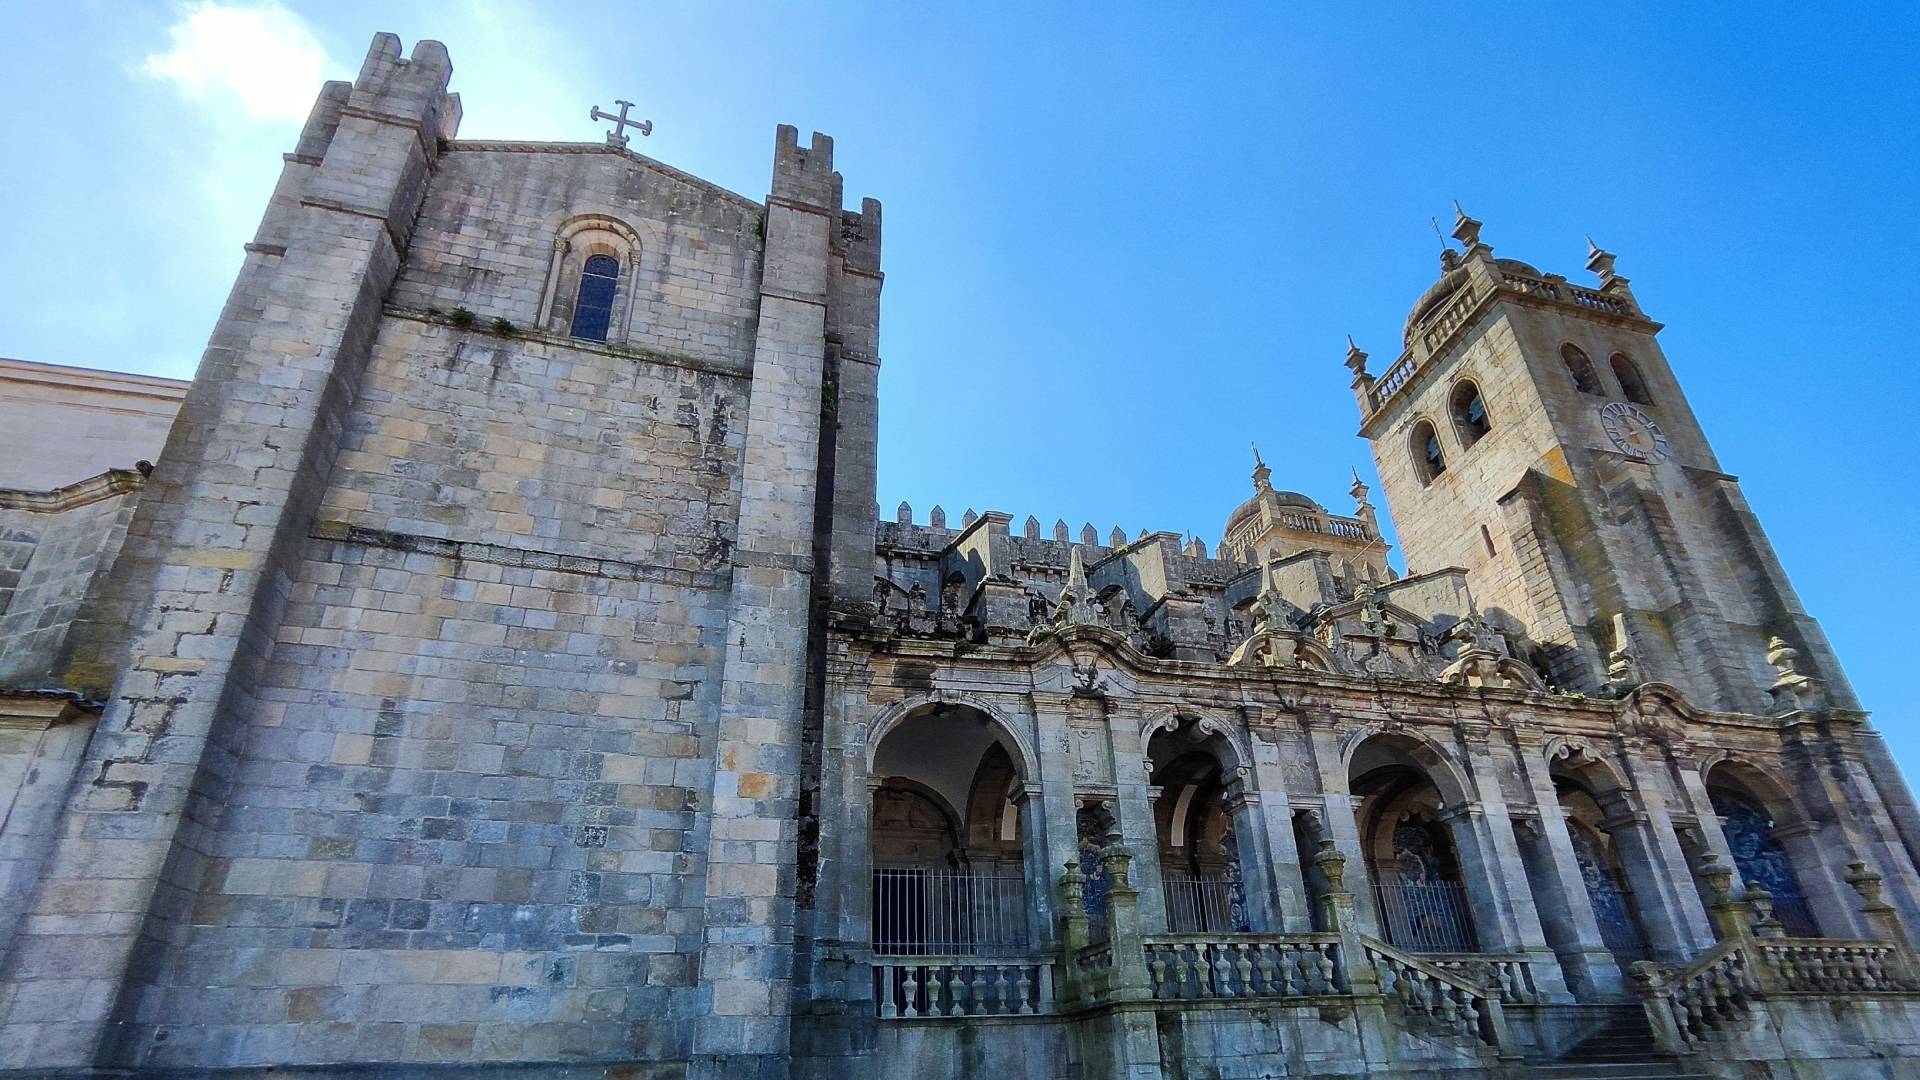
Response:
[1349, 206, 1855, 716]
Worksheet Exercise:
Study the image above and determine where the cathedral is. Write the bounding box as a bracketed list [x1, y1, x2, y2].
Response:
[2, 32, 1918, 1079]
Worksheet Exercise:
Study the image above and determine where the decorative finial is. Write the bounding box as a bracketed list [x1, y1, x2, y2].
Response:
[1055, 544, 1098, 628]
[1252, 442, 1264, 469]
[1349, 467, 1370, 500]
[1451, 202, 1484, 250]
[1251, 445, 1273, 494]
[590, 99, 653, 148]
[1344, 337, 1370, 379]
[1585, 236, 1620, 283]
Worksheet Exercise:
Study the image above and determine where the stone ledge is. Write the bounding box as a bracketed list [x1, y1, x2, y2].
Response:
[310, 520, 730, 591]
[381, 307, 755, 382]
[0, 468, 145, 513]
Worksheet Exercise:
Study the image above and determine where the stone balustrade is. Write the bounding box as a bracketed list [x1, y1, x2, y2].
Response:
[1365, 264, 1644, 418]
[873, 955, 1055, 1019]
[1371, 352, 1417, 408]
[1419, 282, 1482, 353]
[1143, 933, 1344, 1001]
[1636, 940, 1758, 1049]
[1633, 856, 1920, 1053]
[1422, 953, 1541, 1004]
[1363, 938, 1509, 1051]
[1757, 940, 1913, 993]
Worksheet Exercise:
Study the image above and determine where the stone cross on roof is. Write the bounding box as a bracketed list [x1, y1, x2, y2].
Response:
[590, 99, 652, 147]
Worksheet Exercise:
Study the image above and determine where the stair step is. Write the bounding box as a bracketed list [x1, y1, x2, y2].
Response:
[1528, 1060, 1712, 1068]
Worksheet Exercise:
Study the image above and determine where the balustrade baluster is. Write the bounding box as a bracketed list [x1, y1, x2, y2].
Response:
[1313, 944, 1335, 993]
[901, 968, 919, 1019]
[1232, 943, 1253, 997]
[1147, 947, 1167, 998]
[1210, 944, 1232, 998]
[1254, 944, 1278, 995]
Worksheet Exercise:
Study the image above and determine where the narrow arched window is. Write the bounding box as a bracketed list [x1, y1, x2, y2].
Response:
[1411, 420, 1445, 483]
[1563, 344, 1603, 395]
[570, 254, 620, 341]
[1450, 380, 1491, 448]
[1610, 353, 1654, 405]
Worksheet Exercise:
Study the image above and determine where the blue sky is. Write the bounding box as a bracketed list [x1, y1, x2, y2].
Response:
[2, 3, 1916, 770]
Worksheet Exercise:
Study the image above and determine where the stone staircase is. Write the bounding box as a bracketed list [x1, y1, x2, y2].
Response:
[1524, 1010, 1711, 1079]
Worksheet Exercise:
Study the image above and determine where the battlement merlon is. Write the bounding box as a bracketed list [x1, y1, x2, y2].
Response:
[252, 34, 459, 256]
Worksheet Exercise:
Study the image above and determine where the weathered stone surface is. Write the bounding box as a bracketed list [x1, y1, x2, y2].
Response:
[0, 31, 1914, 1080]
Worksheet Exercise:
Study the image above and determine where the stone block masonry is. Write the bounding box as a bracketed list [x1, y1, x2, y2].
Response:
[0, 30, 884, 1076]
[4, 27, 1918, 1080]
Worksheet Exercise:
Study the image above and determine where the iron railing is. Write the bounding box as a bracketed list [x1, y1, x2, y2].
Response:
[1371, 879, 1478, 953]
[1163, 875, 1241, 934]
[872, 866, 1028, 956]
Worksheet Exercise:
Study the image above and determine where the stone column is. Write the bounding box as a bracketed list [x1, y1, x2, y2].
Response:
[0, 36, 457, 1071]
[1772, 821, 1867, 938]
[1221, 781, 1278, 932]
[1615, 741, 1717, 955]
[1449, 724, 1569, 999]
[806, 676, 876, 1005]
[1804, 726, 1920, 944]
[1510, 739, 1621, 997]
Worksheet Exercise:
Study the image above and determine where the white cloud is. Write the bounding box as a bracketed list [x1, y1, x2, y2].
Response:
[142, 2, 334, 122]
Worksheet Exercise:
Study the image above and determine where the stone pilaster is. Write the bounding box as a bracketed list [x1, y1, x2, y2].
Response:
[1031, 691, 1085, 943]
[1303, 721, 1378, 936]
[1105, 703, 1167, 931]
[1244, 711, 1313, 932]
[690, 126, 839, 1078]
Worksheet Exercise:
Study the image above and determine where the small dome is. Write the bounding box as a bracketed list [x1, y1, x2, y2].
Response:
[1403, 266, 1468, 345]
[1223, 488, 1327, 543]
[1401, 258, 1546, 345]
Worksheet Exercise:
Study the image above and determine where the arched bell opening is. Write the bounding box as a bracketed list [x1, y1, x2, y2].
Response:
[1350, 735, 1479, 952]
[869, 704, 1033, 956]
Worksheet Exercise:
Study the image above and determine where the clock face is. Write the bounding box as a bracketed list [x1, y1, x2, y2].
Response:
[1599, 402, 1669, 462]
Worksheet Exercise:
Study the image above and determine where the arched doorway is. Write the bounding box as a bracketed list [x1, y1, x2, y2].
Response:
[869, 705, 1031, 956]
[1151, 752, 1250, 933]
[1706, 763, 1820, 937]
[1145, 715, 1258, 933]
[1351, 736, 1478, 952]
[1558, 785, 1652, 967]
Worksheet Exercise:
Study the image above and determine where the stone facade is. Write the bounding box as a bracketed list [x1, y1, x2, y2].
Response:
[0, 31, 1916, 1080]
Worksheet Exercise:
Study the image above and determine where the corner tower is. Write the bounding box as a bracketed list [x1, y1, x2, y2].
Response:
[1349, 207, 1851, 716]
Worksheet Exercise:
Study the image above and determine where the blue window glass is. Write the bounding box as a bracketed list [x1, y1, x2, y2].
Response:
[570, 254, 620, 341]
[1712, 792, 1820, 936]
